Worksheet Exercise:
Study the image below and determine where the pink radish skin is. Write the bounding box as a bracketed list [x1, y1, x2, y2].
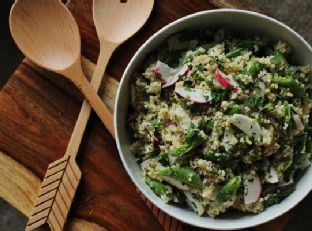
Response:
[153, 61, 189, 88]
[215, 69, 239, 92]
[244, 173, 262, 204]
[162, 65, 188, 88]
[153, 66, 160, 74]
[153, 61, 174, 83]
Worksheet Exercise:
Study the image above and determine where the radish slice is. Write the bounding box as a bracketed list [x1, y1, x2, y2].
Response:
[175, 86, 212, 103]
[230, 114, 272, 145]
[215, 69, 239, 91]
[230, 114, 262, 139]
[153, 61, 188, 88]
[153, 61, 175, 82]
[243, 173, 262, 204]
[162, 65, 188, 88]
[265, 166, 279, 184]
[222, 129, 238, 151]
[293, 114, 304, 131]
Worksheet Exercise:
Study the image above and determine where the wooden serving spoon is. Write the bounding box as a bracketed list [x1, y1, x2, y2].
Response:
[65, 0, 154, 159]
[10, 0, 154, 231]
[9, 0, 114, 136]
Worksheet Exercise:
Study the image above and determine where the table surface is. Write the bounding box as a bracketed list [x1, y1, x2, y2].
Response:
[1, 0, 312, 231]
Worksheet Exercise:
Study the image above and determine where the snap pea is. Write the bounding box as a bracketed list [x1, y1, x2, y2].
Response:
[171, 165, 202, 188]
[271, 75, 304, 98]
[146, 177, 173, 200]
[216, 176, 241, 205]
[170, 143, 195, 157]
[226, 48, 243, 59]
[170, 125, 206, 157]
[157, 165, 202, 188]
[283, 101, 292, 130]
[272, 76, 298, 88]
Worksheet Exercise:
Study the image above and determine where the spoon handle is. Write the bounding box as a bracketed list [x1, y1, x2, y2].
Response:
[64, 42, 116, 158]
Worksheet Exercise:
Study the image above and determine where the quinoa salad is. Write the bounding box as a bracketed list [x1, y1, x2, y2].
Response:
[128, 29, 312, 217]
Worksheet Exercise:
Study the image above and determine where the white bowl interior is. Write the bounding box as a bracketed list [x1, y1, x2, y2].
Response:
[115, 9, 312, 230]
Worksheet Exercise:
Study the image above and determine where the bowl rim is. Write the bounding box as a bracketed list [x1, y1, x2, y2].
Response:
[114, 9, 312, 230]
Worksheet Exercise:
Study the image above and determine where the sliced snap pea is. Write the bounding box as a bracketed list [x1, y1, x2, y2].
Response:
[216, 176, 241, 205]
[157, 165, 202, 189]
[171, 165, 202, 188]
[170, 143, 194, 157]
[272, 76, 297, 88]
[271, 75, 304, 98]
[145, 177, 172, 200]
[226, 48, 243, 59]
[157, 167, 173, 176]
[283, 101, 292, 130]
[170, 125, 206, 157]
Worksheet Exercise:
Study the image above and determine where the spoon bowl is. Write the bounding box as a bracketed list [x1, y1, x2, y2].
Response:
[10, 0, 81, 71]
[93, 0, 154, 44]
[10, 0, 114, 136]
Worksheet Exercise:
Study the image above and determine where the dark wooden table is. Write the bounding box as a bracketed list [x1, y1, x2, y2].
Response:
[0, 1, 309, 231]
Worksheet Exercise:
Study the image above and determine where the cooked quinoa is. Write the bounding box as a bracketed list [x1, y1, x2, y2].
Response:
[128, 29, 312, 218]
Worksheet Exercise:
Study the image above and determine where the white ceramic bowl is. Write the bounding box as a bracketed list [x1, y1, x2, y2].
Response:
[114, 9, 312, 230]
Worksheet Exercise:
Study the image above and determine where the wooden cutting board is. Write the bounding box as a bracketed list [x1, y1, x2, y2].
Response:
[1, 0, 309, 230]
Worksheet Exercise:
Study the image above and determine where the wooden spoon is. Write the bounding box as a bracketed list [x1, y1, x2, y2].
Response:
[9, 0, 114, 136]
[65, 0, 154, 160]
[10, 0, 154, 231]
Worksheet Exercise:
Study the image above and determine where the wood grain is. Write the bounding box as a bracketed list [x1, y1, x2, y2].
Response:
[0, 0, 300, 231]
[0, 60, 162, 231]
[0, 151, 108, 231]
[10, 0, 115, 136]
[25, 155, 82, 231]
